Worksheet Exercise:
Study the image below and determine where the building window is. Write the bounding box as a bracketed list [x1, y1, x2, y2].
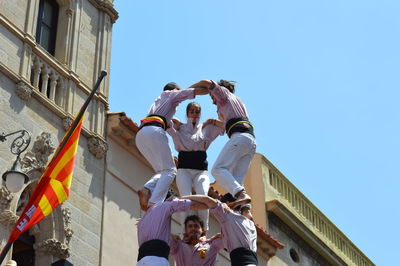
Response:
[36, 0, 59, 55]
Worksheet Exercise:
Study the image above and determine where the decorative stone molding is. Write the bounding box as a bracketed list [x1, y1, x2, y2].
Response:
[65, 8, 73, 17]
[62, 207, 73, 245]
[21, 132, 55, 172]
[34, 239, 70, 259]
[0, 186, 13, 211]
[62, 116, 73, 131]
[88, 0, 119, 23]
[88, 136, 108, 159]
[0, 210, 19, 226]
[15, 81, 32, 100]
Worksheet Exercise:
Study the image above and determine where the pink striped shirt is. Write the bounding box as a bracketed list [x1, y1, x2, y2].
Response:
[137, 199, 191, 245]
[146, 89, 195, 122]
[210, 201, 257, 253]
[209, 81, 249, 125]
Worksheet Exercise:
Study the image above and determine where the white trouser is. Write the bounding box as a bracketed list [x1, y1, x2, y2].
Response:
[212, 133, 256, 196]
[136, 256, 169, 266]
[176, 168, 210, 231]
[136, 126, 177, 204]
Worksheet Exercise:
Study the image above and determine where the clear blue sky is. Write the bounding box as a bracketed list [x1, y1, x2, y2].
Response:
[109, 1, 400, 265]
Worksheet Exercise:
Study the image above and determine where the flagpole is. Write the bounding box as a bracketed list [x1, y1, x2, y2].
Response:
[0, 70, 107, 265]
[0, 242, 12, 265]
[49, 70, 107, 166]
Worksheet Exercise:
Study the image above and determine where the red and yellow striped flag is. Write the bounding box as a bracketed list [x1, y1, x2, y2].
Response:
[8, 114, 84, 243]
[0, 71, 107, 264]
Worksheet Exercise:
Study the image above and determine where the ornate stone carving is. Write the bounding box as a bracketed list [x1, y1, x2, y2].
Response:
[0, 186, 13, 211]
[0, 185, 19, 227]
[88, 136, 108, 159]
[21, 132, 55, 172]
[15, 81, 32, 100]
[34, 239, 70, 259]
[62, 116, 73, 131]
[0, 210, 19, 226]
[62, 207, 73, 245]
[65, 8, 74, 17]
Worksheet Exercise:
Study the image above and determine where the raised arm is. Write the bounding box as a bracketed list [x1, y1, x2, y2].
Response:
[189, 80, 214, 89]
[180, 195, 218, 209]
[193, 87, 209, 95]
[203, 118, 225, 130]
[189, 200, 210, 211]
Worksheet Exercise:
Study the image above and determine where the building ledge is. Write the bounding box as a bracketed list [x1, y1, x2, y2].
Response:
[262, 154, 375, 266]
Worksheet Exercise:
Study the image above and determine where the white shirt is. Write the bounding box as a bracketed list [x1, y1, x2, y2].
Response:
[167, 118, 223, 152]
[146, 89, 195, 122]
[210, 201, 257, 253]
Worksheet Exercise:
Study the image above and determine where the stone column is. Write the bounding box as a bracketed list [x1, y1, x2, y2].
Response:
[19, 43, 33, 82]
[24, 0, 40, 39]
[55, 0, 75, 65]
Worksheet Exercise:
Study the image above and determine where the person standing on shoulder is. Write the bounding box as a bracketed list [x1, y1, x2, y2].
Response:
[189, 79, 256, 207]
[167, 102, 224, 233]
[135, 82, 209, 211]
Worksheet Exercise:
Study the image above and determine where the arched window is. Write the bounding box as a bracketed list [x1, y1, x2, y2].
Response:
[36, 0, 59, 55]
[12, 231, 35, 266]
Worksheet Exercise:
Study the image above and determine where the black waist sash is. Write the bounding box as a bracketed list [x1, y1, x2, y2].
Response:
[229, 247, 258, 266]
[137, 239, 170, 262]
[139, 114, 168, 130]
[178, 151, 208, 170]
[225, 117, 254, 138]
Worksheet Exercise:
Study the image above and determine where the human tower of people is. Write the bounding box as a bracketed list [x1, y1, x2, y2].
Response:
[135, 80, 257, 266]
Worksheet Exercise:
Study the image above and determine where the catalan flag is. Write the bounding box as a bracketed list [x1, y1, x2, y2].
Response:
[7, 114, 83, 243]
[0, 71, 107, 263]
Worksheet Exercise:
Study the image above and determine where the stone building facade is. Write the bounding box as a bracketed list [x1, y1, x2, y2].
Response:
[240, 154, 375, 266]
[0, 0, 116, 265]
[0, 0, 374, 265]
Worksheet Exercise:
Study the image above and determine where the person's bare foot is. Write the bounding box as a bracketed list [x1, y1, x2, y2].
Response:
[228, 190, 251, 208]
[138, 188, 151, 211]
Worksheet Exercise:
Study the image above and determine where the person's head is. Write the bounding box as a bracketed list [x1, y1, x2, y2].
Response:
[186, 102, 201, 119]
[240, 204, 254, 221]
[184, 215, 205, 240]
[218, 80, 236, 93]
[163, 82, 181, 91]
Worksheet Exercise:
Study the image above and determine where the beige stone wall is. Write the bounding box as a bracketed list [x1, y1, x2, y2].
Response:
[0, 24, 24, 75]
[0, 0, 115, 265]
[0, 0, 29, 31]
[0, 72, 106, 265]
[76, 1, 99, 87]
[101, 139, 152, 264]
[0, 2, 113, 143]
[268, 213, 331, 266]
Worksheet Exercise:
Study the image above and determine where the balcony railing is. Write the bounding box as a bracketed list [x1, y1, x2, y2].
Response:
[30, 53, 65, 109]
[262, 158, 374, 266]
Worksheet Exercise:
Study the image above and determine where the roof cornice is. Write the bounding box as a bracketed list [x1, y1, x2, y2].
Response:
[88, 0, 119, 23]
